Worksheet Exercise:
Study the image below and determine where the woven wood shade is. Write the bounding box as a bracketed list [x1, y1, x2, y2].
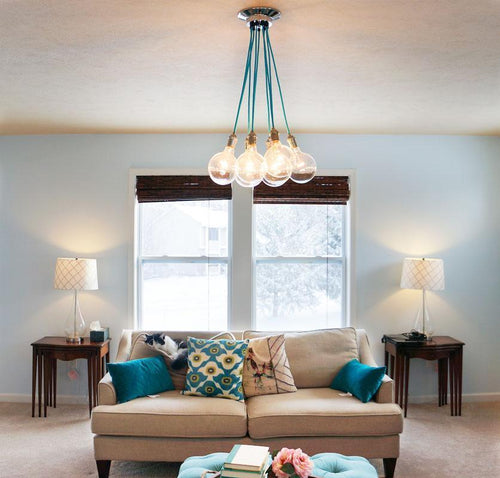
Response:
[136, 175, 232, 202]
[253, 176, 350, 204]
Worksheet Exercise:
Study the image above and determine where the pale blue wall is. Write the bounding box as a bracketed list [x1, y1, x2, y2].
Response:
[1, 134, 499, 400]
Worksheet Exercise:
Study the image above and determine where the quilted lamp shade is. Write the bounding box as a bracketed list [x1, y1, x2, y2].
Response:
[400, 258, 445, 291]
[54, 258, 98, 291]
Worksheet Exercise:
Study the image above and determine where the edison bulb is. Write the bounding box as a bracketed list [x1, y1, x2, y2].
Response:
[208, 146, 236, 185]
[290, 148, 317, 184]
[235, 145, 265, 187]
[263, 141, 293, 187]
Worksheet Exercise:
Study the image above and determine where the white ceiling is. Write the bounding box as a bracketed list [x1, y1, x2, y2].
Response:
[1, 0, 500, 135]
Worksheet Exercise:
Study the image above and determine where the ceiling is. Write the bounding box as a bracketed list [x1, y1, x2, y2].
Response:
[1, 0, 500, 135]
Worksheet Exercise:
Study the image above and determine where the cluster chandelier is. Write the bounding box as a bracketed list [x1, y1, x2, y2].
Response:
[208, 7, 317, 188]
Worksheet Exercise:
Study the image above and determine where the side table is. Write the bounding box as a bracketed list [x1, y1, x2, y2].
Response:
[31, 336, 111, 418]
[382, 335, 464, 417]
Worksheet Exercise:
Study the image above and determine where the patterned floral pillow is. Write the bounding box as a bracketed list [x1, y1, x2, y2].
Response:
[182, 337, 248, 401]
[243, 334, 297, 398]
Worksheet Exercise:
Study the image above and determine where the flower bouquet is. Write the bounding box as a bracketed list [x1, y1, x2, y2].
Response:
[268, 448, 316, 478]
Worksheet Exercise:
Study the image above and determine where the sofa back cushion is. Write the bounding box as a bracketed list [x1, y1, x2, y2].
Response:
[242, 328, 359, 389]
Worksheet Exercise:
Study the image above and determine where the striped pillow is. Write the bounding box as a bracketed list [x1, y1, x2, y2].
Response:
[242, 334, 297, 398]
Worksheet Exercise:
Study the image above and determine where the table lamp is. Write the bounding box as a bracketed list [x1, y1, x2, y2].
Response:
[400, 257, 445, 339]
[54, 257, 98, 343]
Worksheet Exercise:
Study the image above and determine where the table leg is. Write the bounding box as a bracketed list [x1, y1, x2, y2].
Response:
[404, 354, 410, 417]
[43, 353, 50, 417]
[53, 359, 57, 408]
[32, 347, 37, 417]
[389, 354, 395, 379]
[458, 347, 463, 416]
[37, 350, 42, 417]
[48, 358, 52, 408]
[449, 352, 455, 416]
[87, 356, 93, 417]
[93, 351, 99, 408]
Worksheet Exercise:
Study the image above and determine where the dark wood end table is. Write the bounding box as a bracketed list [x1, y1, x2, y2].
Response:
[31, 336, 111, 418]
[382, 335, 464, 417]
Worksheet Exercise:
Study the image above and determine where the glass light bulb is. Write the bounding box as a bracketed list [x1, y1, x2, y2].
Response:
[291, 147, 317, 184]
[263, 141, 293, 187]
[235, 145, 265, 187]
[208, 146, 236, 185]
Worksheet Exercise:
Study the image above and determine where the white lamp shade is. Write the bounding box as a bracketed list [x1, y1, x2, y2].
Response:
[54, 258, 98, 290]
[400, 258, 445, 291]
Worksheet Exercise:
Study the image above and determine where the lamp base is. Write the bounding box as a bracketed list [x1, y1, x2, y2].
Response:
[66, 336, 83, 344]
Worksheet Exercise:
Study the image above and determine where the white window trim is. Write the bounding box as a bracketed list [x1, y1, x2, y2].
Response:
[128, 168, 356, 330]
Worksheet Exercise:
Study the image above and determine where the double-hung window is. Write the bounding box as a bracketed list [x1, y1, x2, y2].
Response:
[253, 177, 350, 330]
[136, 176, 231, 330]
[135, 173, 350, 331]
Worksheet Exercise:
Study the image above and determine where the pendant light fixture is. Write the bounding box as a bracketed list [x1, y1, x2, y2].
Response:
[208, 7, 317, 188]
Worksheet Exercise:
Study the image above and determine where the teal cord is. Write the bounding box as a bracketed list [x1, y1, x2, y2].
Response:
[232, 28, 254, 134]
[250, 28, 261, 132]
[263, 27, 274, 131]
[266, 29, 291, 135]
[247, 28, 255, 134]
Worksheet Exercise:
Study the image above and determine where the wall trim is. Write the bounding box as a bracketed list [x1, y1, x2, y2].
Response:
[0, 393, 88, 405]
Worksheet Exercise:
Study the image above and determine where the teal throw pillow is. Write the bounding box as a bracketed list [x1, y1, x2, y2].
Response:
[330, 359, 386, 403]
[107, 355, 174, 403]
[183, 337, 248, 401]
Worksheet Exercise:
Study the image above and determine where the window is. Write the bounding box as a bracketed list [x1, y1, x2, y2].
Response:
[254, 203, 345, 330]
[136, 176, 231, 330]
[134, 173, 350, 331]
[253, 176, 349, 331]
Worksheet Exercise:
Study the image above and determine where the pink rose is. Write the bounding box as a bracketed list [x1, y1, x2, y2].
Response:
[291, 449, 314, 478]
[272, 448, 295, 478]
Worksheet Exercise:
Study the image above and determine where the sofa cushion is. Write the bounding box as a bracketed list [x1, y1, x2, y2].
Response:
[331, 359, 386, 403]
[91, 390, 247, 438]
[243, 334, 297, 398]
[243, 328, 359, 388]
[183, 337, 248, 401]
[246, 388, 403, 439]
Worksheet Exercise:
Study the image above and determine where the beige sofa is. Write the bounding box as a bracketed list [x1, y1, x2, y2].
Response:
[91, 328, 403, 478]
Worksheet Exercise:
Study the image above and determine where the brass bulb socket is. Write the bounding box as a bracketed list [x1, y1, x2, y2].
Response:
[226, 133, 238, 148]
[246, 131, 257, 147]
[269, 128, 280, 142]
[287, 134, 298, 149]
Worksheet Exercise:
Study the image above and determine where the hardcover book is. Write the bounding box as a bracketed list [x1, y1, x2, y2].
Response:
[224, 444, 270, 472]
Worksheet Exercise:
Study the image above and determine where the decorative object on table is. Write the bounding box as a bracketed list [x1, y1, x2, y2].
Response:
[242, 334, 296, 398]
[271, 448, 314, 478]
[54, 257, 98, 343]
[330, 358, 386, 403]
[223, 444, 270, 477]
[208, 6, 316, 188]
[89, 321, 109, 342]
[400, 257, 445, 340]
[182, 337, 249, 401]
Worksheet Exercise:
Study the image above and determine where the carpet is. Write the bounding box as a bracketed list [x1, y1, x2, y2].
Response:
[1, 401, 499, 477]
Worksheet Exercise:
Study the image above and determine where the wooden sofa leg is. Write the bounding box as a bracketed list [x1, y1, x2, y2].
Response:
[383, 458, 397, 478]
[96, 460, 111, 478]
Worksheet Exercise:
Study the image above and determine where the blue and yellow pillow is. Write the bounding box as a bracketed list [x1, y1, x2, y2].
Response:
[182, 337, 248, 401]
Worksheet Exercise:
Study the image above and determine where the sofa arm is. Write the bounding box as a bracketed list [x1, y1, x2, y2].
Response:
[374, 374, 394, 403]
[98, 372, 117, 405]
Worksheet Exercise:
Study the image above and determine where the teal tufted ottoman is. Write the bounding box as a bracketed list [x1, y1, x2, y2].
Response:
[178, 451, 378, 478]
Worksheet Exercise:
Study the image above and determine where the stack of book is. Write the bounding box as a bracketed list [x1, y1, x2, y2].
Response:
[221, 444, 270, 478]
